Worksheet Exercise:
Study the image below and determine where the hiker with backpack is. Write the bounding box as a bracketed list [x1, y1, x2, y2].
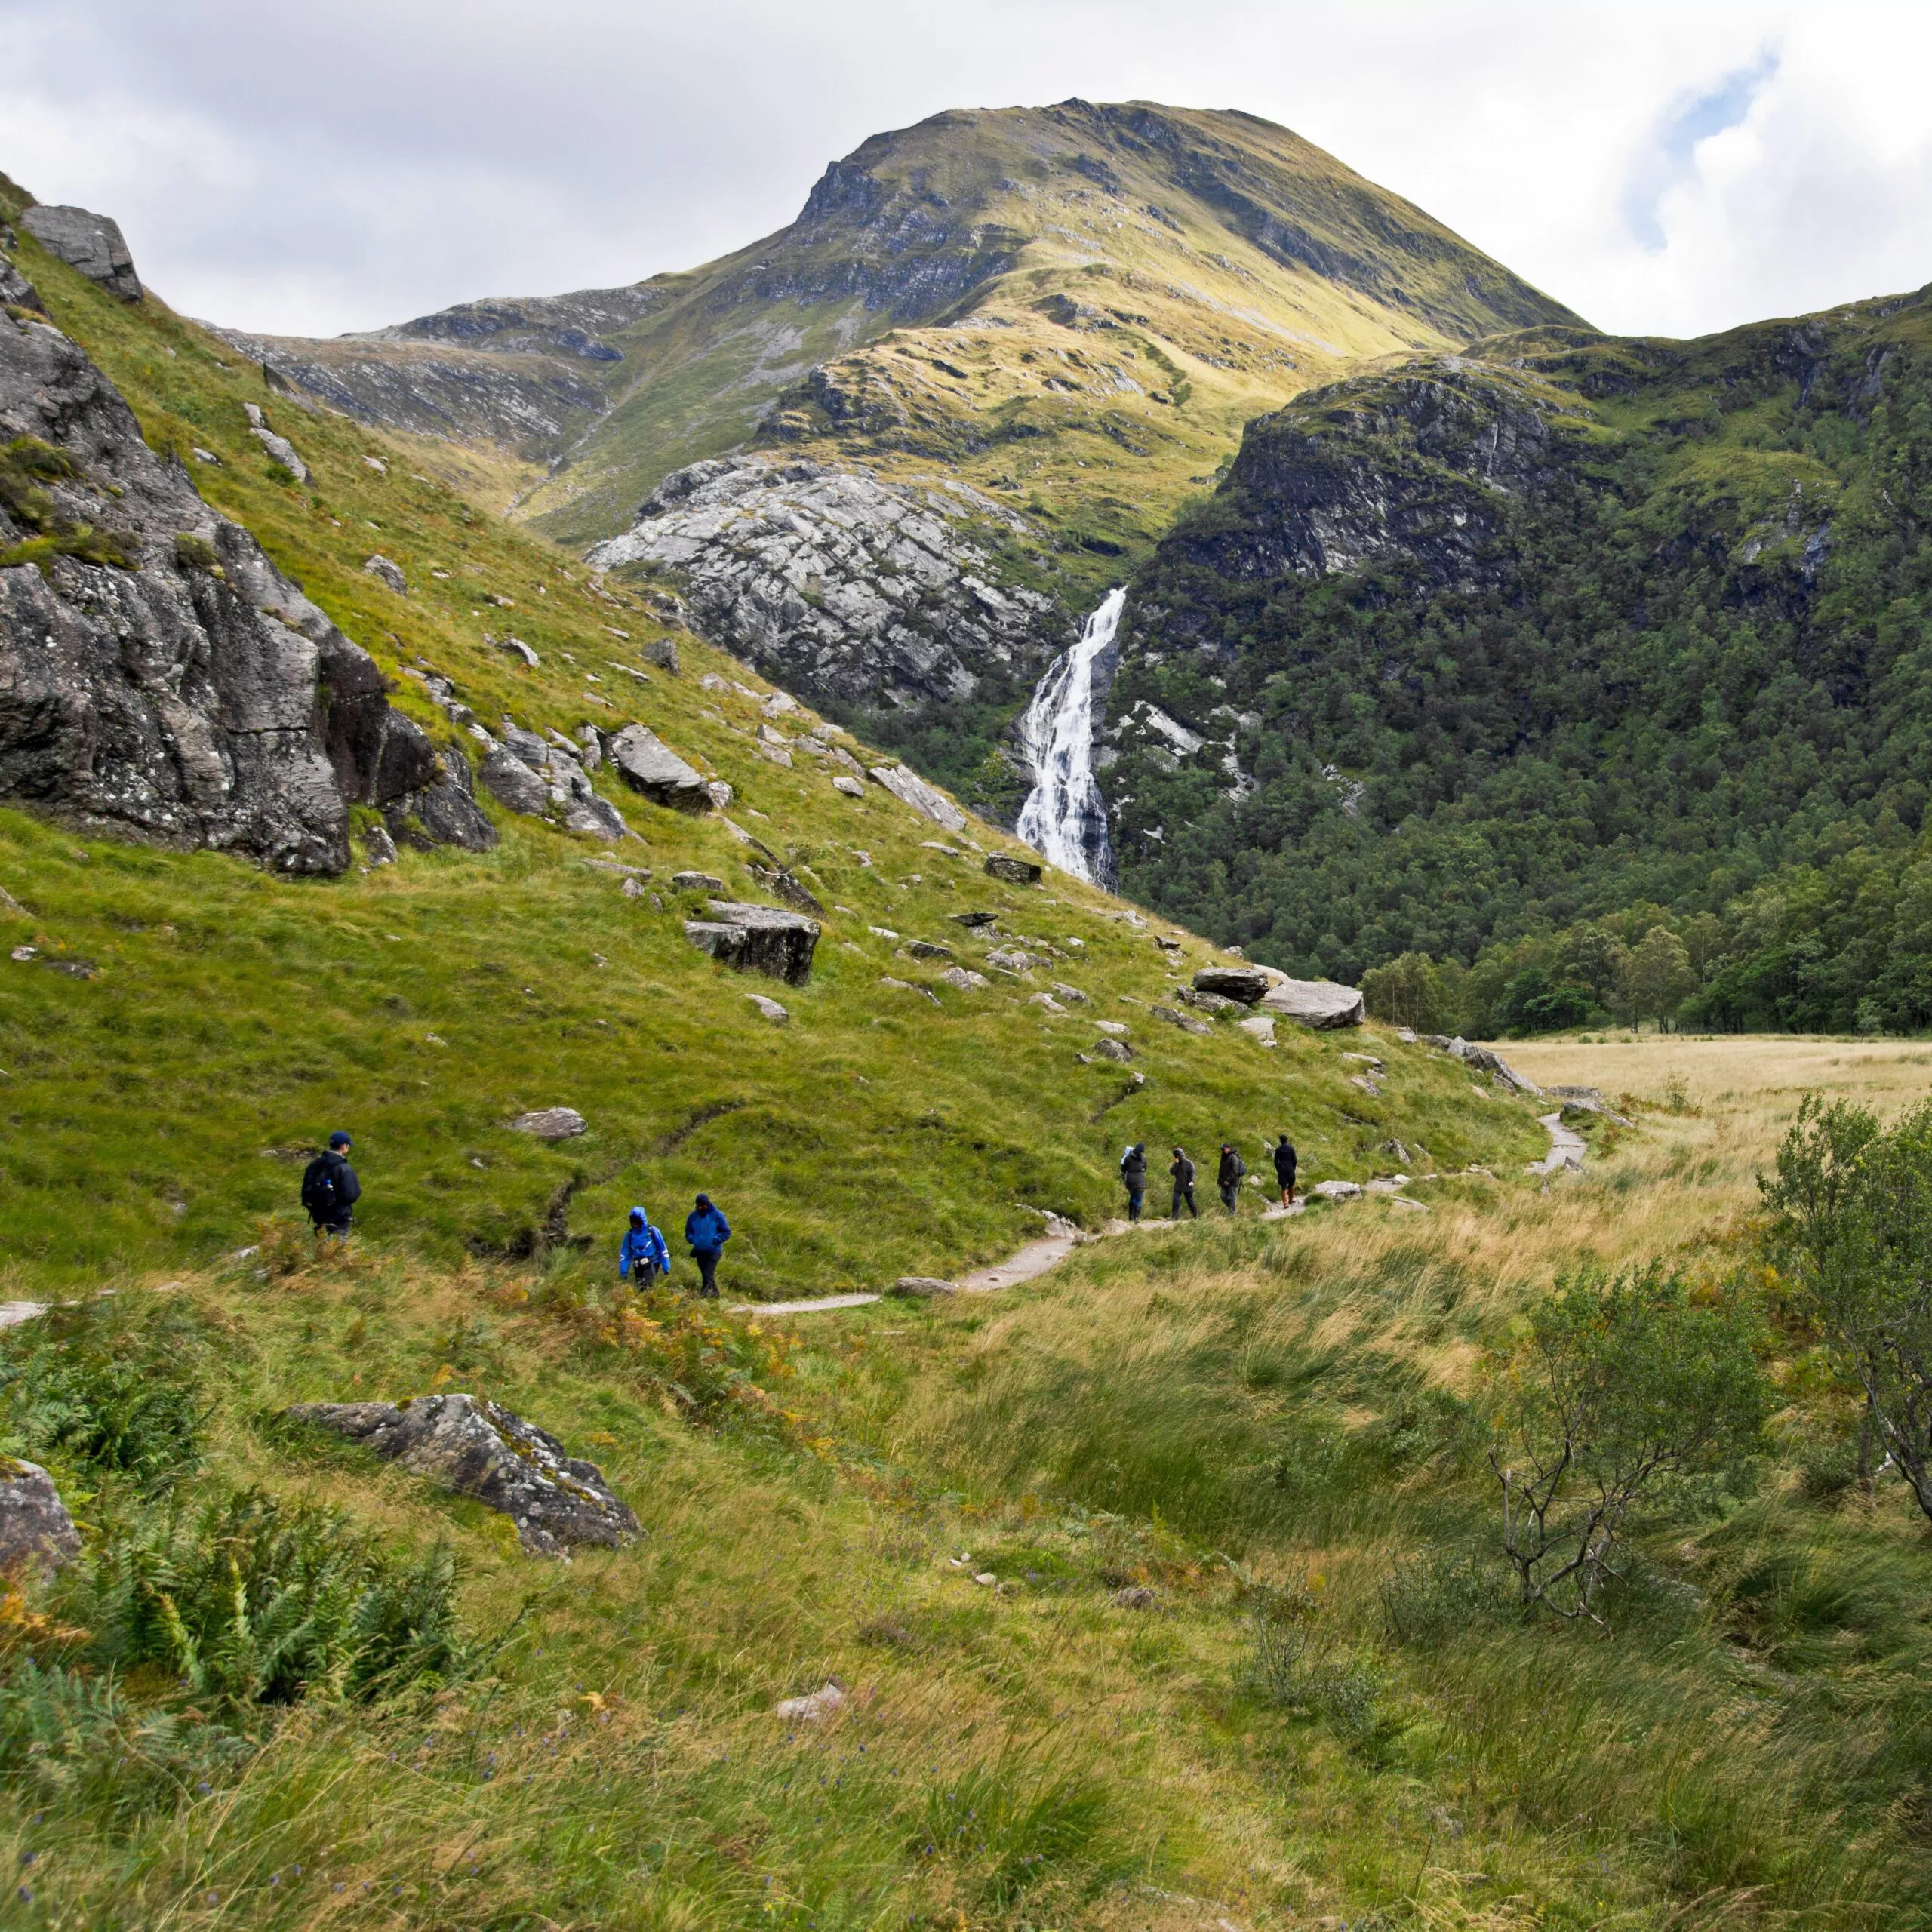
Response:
[619, 1205, 671, 1286]
[1217, 1142, 1246, 1212]
[301, 1132, 361, 1237]
[685, 1193, 731, 1298]
[1168, 1146, 1198, 1220]
[1119, 1143, 1148, 1221]
[1273, 1132, 1297, 1208]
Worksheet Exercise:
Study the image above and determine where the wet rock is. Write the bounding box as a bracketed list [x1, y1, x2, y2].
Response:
[362, 553, 408, 595]
[0, 1457, 82, 1574]
[606, 723, 712, 812]
[509, 1107, 586, 1140]
[868, 762, 966, 832]
[21, 205, 141, 301]
[686, 900, 820, 985]
[984, 854, 1042, 884]
[0, 310, 455, 873]
[281, 1394, 638, 1558]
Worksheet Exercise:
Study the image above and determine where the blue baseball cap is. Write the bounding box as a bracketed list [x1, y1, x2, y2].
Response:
[328, 1131, 352, 1149]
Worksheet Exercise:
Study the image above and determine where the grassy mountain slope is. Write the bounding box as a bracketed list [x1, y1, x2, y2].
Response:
[235, 101, 1584, 568]
[1105, 293, 1932, 996]
[0, 204, 1537, 1297]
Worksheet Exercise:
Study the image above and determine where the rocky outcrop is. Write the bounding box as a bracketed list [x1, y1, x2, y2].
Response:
[20, 205, 141, 302]
[685, 899, 820, 985]
[283, 1394, 639, 1558]
[605, 721, 712, 812]
[869, 761, 966, 832]
[1261, 977, 1364, 1028]
[586, 456, 1067, 713]
[0, 1457, 81, 1574]
[0, 306, 473, 872]
[474, 724, 629, 840]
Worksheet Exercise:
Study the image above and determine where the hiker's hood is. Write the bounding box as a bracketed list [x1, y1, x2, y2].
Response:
[629, 1206, 647, 1226]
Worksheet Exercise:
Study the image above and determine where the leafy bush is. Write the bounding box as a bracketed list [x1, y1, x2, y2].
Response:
[1484, 1265, 1768, 1623]
[1241, 1611, 1390, 1752]
[71, 1487, 466, 1707]
[0, 1660, 251, 1828]
[0, 1304, 205, 1484]
[1379, 1547, 1510, 1644]
[1764, 1094, 1932, 1524]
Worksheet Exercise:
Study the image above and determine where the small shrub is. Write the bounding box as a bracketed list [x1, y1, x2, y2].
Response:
[71, 1487, 466, 1707]
[1241, 1612, 1391, 1752]
[173, 531, 220, 571]
[1379, 1548, 1509, 1644]
[0, 1660, 251, 1828]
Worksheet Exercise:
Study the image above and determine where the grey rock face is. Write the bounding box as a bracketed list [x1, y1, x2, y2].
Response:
[481, 745, 549, 817]
[1152, 1003, 1212, 1037]
[241, 404, 309, 483]
[605, 722, 711, 812]
[509, 1106, 587, 1140]
[283, 1394, 638, 1558]
[685, 899, 820, 985]
[363, 553, 408, 595]
[0, 257, 47, 315]
[1091, 1036, 1134, 1062]
[20, 205, 141, 302]
[0, 1456, 81, 1574]
[476, 726, 627, 840]
[868, 761, 967, 832]
[0, 309, 456, 872]
[586, 456, 1067, 713]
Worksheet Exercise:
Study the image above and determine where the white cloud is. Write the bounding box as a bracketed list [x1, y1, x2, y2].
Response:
[1, 0, 1928, 342]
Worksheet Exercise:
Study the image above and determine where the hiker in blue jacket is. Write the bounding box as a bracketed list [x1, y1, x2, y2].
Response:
[685, 1193, 731, 1298]
[619, 1205, 671, 1286]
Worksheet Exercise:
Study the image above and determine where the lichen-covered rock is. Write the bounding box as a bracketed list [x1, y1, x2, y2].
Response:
[281, 1394, 638, 1558]
[685, 900, 820, 985]
[509, 1106, 586, 1140]
[587, 456, 1067, 713]
[0, 1456, 81, 1574]
[20, 205, 141, 302]
[0, 304, 460, 872]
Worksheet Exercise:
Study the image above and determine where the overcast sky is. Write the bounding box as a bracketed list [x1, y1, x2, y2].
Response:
[3, 1, 1930, 343]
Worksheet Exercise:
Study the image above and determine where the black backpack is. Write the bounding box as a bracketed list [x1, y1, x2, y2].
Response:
[301, 1153, 340, 1220]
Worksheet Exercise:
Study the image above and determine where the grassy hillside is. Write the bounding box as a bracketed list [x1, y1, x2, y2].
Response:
[0, 208, 1538, 1299]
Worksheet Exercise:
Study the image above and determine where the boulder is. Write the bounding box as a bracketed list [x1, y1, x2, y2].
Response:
[746, 993, 789, 1023]
[937, 965, 989, 991]
[686, 900, 820, 986]
[1094, 1020, 1129, 1036]
[606, 723, 712, 813]
[1260, 977, 1365, 1029]
[672, 870, 725, 891]
[0, 1457, 81, 1574]
[747, 862, 826, 916]
[1092, 1037, 1134, 1062]
[495, 635, 540, 666]
[774, 1681, 847, 1723]
[20, 205, 141, 301]
[281, 1394, 638, 1558]
[0, 310, 460, 873]
[362, 553, 408, 595]
[868, 763, 967, 833]
[481, 746, 549, 817]
[509, 1106, 586, 1140]
[395, 749, 497, 852]
[984, 948, 1035, 976]
[1191, 966, 1271, 1004]
[906, 939, 954, 961]
[1312, 1180, 1362, 1200]
[1153, 1004, 1212, 1037]
[641, 638, 680, 673]
[244, 405, 309, 484]
[832, 774, 865, 798]
[1050, 982, 1090, 1004]
[950, 910, 999, 928]
[0, 256, 48, 315]
[1177, 986, 1240, 1014]
[1424, 1036, 1542, 1095]
[984, 854, 1043, 884]
[891, 1276, 958, 1298]
[1237, 1014, 1278, 1045]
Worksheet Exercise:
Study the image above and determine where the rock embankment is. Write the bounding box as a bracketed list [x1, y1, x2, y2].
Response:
[586, 456, 1069, 714]
[0, 299, 483, 871]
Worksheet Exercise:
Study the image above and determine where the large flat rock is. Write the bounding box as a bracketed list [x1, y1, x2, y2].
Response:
[605, 722, 711, 813]
[685, 899, 820, 985]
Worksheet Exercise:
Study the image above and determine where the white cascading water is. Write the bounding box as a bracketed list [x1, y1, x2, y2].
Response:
[1015, 586, 1124, 886]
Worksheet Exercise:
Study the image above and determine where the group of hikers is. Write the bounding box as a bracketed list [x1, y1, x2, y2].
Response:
[303, 1124, 1294, 1291]
[301, 1132, 732, 1297]
[1118, 1134, 1295, 1221]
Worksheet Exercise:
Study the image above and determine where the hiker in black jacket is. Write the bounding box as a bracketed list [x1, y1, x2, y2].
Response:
[1120, 1143, 1148, 1221]
[301, 1132, 361, 1236]
[1168, 1146, 1198, 1220]
[1217, 1143, 1246, 1212]
[1273, 1133, 1297, 1208]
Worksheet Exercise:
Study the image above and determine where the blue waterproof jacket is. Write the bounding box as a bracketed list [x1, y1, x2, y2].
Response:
[619, 1209, 670, 1279]
[685, 1204, 731, 1256]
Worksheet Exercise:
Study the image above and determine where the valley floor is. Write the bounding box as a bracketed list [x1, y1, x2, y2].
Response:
[8, 1038, 1932, 1930]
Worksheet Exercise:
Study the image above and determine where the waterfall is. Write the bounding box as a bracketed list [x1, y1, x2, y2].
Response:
[1015, 587, 1124, 886]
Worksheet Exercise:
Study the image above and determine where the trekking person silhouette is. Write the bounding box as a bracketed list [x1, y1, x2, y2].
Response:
[1168, 1146, 1198, 1220]
[685, 1193, 731, 1298]
[300, 1132, 361, 1238]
